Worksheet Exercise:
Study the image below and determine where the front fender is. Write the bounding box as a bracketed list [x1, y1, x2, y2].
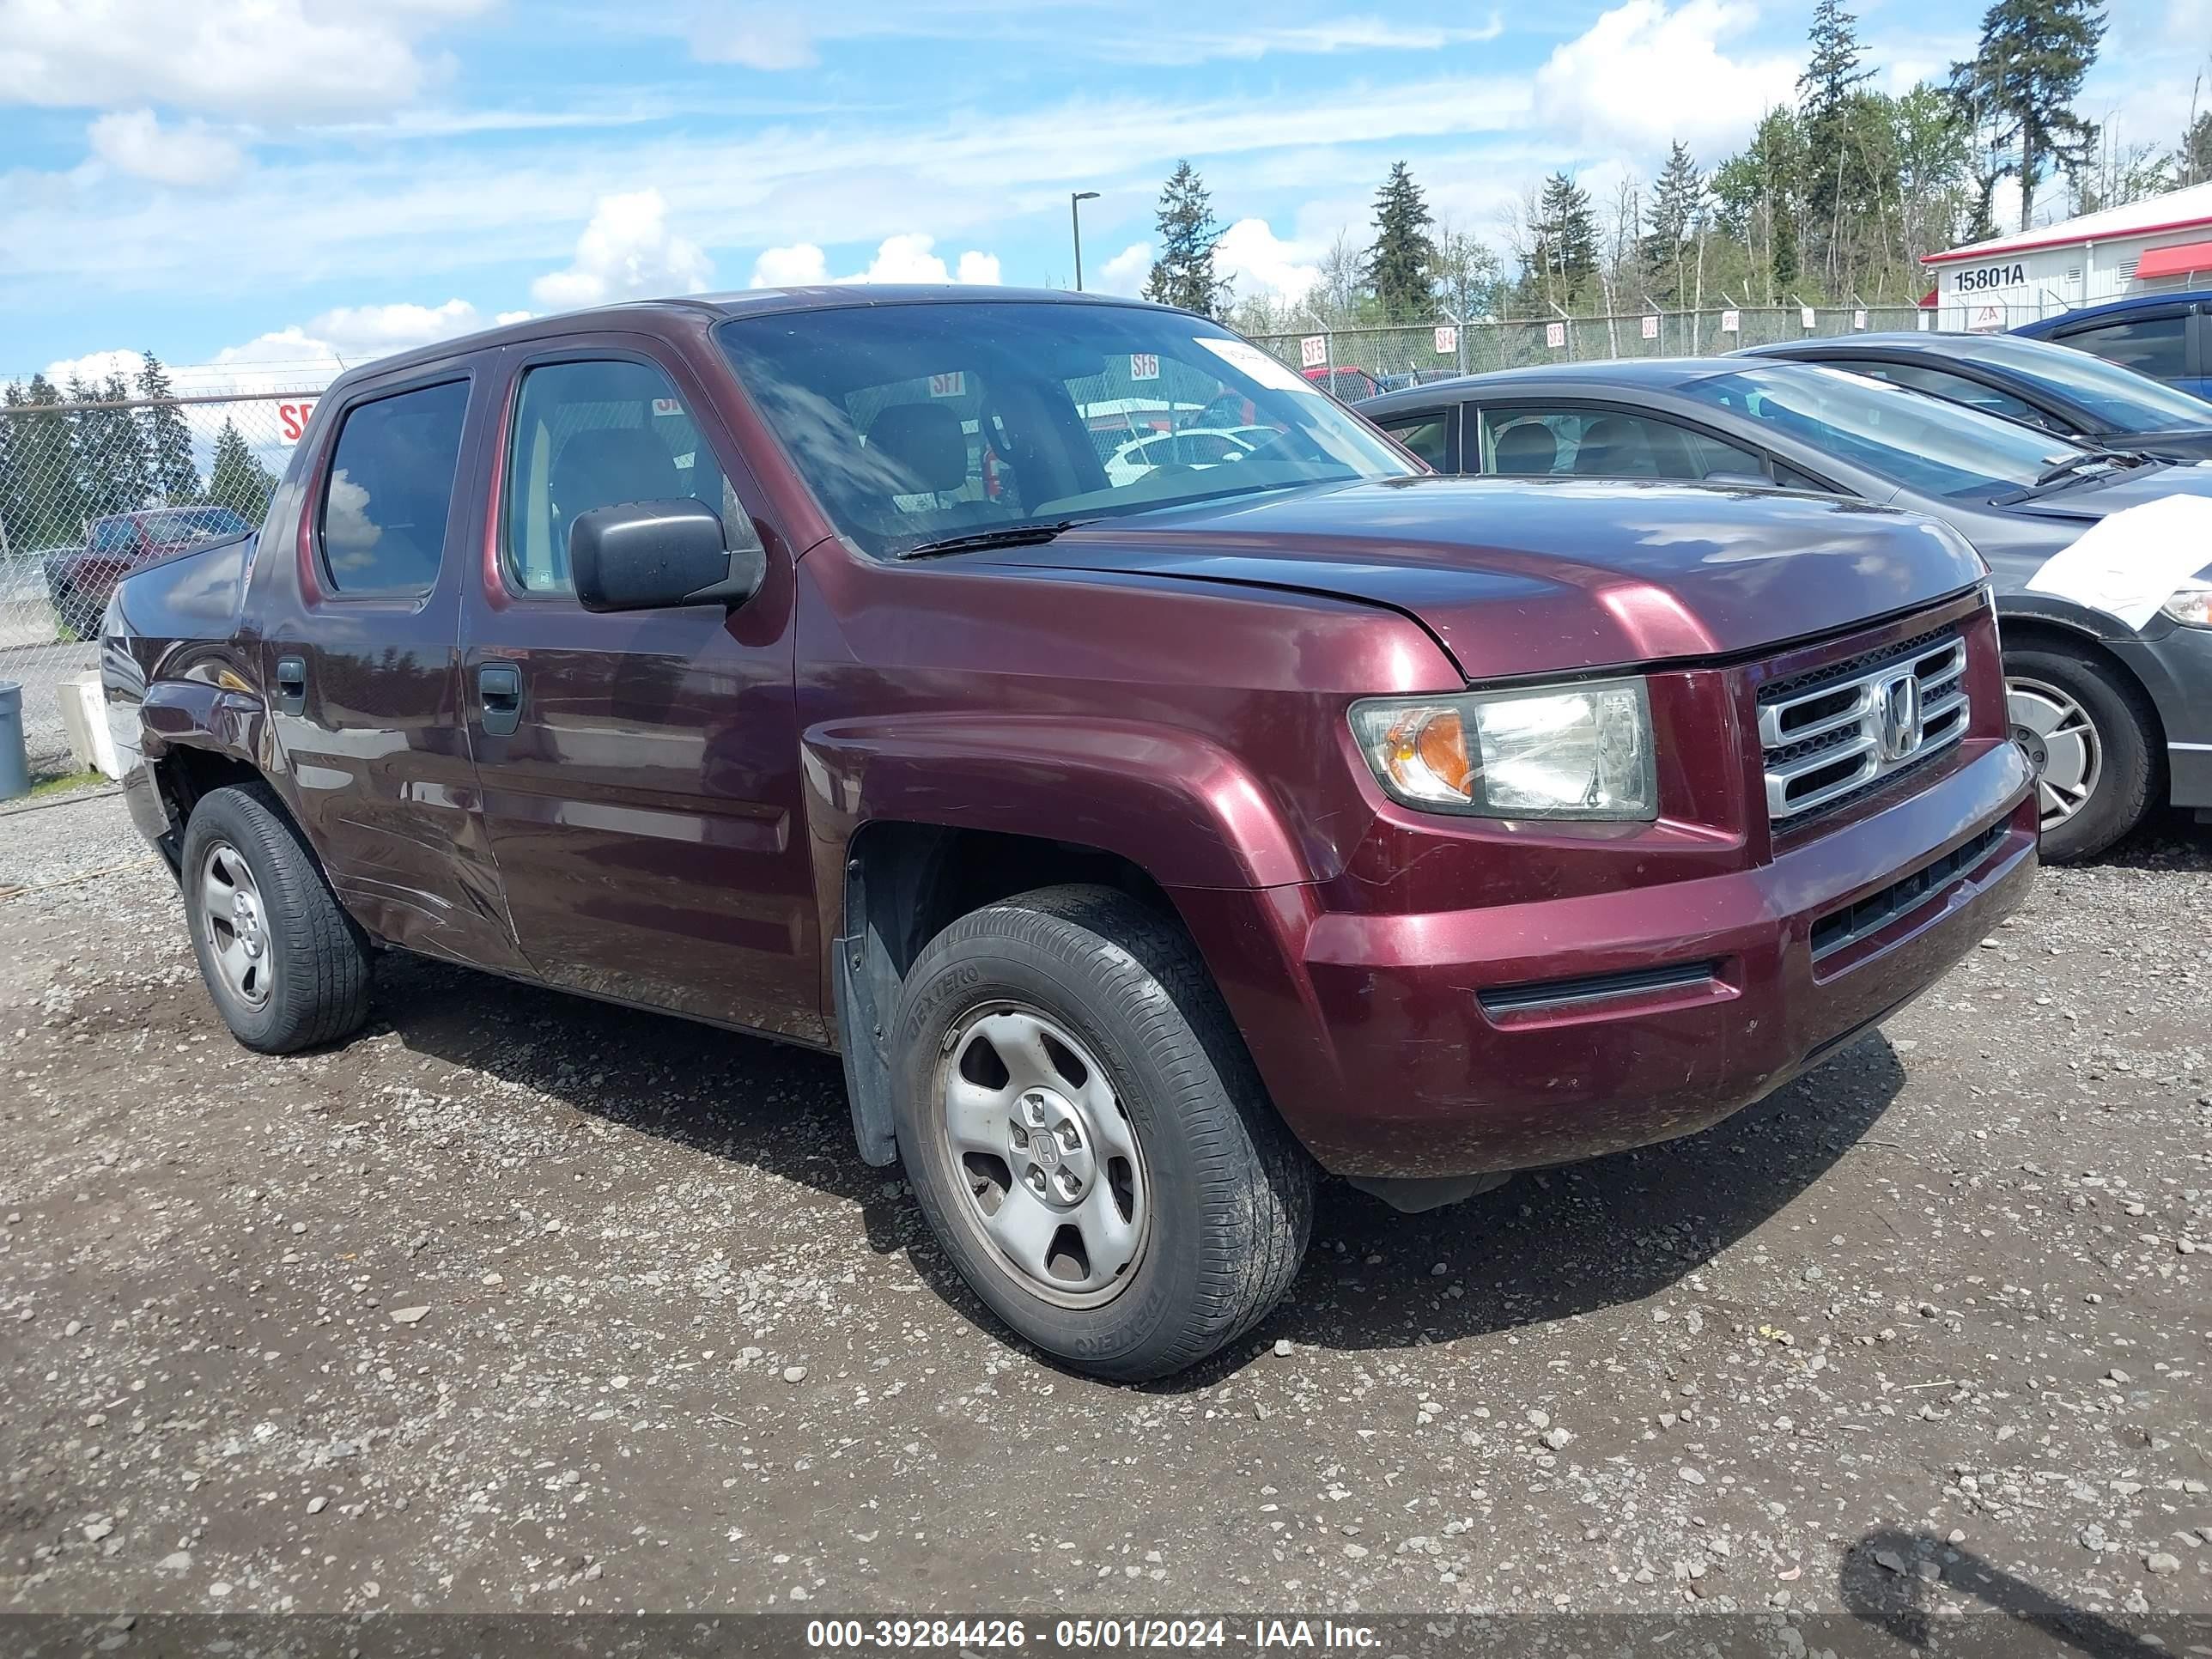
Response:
[801, 711, 1315, 900]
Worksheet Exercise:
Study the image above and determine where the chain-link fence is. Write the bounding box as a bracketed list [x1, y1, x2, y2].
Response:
[0, 385, 325, 779]
[1248, 304, 1934, 389]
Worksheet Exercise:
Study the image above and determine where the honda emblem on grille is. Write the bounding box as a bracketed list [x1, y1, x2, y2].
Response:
[1876, 671, 1923, 761]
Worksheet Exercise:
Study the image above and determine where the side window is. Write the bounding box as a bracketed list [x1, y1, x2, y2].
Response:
[92, 518, 139, 552]
[505, 358, 762, 594]
[1379, 414, 1449, 471]
[1481, 408, 1762, 482]
[321, 380, 470, 595]
[2057, 313, 2191, 380]
[1852, 362, 2054, 428]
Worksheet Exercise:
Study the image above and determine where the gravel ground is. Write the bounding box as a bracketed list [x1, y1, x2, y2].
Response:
[2, 786, 2208, 1630]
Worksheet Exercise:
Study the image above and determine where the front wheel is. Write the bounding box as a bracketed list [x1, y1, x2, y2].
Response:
[890, 885, 1313, 1382]
[181, 782, 373, 1053]
[2005, 645, 2159, 863]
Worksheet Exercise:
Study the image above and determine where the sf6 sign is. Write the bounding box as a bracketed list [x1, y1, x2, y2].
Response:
[1955, 262, 2027, 294]
[276, 400, 318, 441]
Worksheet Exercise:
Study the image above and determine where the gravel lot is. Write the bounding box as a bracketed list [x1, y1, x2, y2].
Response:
[3, 786, 2208, 1632]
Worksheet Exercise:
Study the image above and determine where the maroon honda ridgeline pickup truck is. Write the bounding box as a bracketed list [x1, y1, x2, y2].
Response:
[104, 289, 2037, 1379]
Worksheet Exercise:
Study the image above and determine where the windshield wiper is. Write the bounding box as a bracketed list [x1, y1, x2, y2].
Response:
[894, 520, 1085, 560]
[2032, 450, 2148, 488]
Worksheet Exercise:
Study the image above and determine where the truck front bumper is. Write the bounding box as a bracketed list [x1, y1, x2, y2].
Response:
[1176, 738, 2039, 1180]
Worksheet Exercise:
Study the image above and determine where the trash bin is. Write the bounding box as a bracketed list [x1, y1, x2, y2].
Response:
[0, 681, 29, 802]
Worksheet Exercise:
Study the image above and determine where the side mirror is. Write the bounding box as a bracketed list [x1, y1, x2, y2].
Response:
[568, 499, 766, 613]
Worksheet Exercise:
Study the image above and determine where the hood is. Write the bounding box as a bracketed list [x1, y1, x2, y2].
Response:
[2008, 459, 2212, 525]
[995, 476, 1984, 680]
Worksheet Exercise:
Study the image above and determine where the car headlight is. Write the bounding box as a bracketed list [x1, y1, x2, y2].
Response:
[1350, 678, 1657, 820]
[2161, 582, 2212, 629]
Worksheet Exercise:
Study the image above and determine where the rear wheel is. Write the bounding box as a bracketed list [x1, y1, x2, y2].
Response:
[181, 782, 372, 1053]
[2005, 644, 2158, 863]
[890, 884, 1312, 1382]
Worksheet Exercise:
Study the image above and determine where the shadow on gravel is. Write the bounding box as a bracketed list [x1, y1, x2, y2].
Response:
[2087, 809, 2212, 875]
[365, 944, 1911, 1386]
[1840, 1526, 2162, 1658]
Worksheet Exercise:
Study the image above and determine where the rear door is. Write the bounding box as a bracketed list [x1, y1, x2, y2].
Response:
[263, 358, 527, 972]
[457, 335, 820, 1042]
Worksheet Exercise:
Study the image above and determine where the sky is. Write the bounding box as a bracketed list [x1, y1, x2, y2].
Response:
[0, 0, 2204, 389]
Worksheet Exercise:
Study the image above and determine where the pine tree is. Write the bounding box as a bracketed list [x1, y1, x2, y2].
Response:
[1951, 0, 2107, 231]
[10, 374, 87, 548]
[1643, 143, 1706, 303]
[1143, 161, 1231, 319]
[1534, 172, 1599, 306]
[1364, 161, 1436, 320]
[2179, 109, 2212, 189]
[102, 370, 151, 514]
[137, 352, 200, 504]
[204, 418, 277, 526]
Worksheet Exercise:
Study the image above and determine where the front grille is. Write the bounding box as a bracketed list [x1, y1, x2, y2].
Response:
[1759, 629, 1968, 829]
[1810, 823, 2007, 960]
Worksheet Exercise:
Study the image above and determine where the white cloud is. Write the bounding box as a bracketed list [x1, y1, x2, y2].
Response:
[1533, 0, 1797, 157]
[44, 348, 146, 389]
[747, 233, 1002, 288]
[1213, 217, 1320, 303]
[1096, 242, 1152, 296]
[495, 308, 535, 325]
[87, 109, 244, 187]
[305, 298, 482, 358]
[531, 189, 714, 310]
[0, 0, 494, 122]
[685, 3, 817, 69]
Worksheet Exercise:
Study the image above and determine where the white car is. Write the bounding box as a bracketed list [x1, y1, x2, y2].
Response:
[1103, 425, 1276, 486]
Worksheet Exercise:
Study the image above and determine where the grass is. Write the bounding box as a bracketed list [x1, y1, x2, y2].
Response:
[24, 769, 103, 799]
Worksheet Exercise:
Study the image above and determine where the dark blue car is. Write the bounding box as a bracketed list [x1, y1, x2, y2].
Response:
[2012, 291, 2212, 399]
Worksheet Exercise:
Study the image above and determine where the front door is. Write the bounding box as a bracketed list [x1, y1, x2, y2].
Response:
[457, 339, 820, 1042]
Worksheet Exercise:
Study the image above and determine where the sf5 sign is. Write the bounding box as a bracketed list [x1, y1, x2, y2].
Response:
[276, 400, 317, 441]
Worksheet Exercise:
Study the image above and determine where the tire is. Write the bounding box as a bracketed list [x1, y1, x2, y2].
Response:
[180, 781, 372, 1054]
[2004, 644, 2160, 864]
[890, 884, 1313, 1382]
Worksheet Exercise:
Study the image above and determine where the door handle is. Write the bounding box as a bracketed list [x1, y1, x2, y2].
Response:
[477, 662, 523, 736]
[274, 654, 306, 715]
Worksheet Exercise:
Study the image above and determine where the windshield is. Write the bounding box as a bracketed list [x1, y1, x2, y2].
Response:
[1967, 333, 2212, 430]
[1681, 365, 2084, 497]
[716, 301, 1413, 556]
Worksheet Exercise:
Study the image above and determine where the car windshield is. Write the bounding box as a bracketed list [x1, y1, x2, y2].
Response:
[716, 301, 1413, 556]
[1680, 365, 2084, 496]
[1969, 334, 2212, 430]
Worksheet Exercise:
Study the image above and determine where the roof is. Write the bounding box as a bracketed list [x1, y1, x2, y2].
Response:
[1924, 181, 2212, 266]
[1354, 357, 1735, 414]
[324, 285, 1167, 390]
[2012, 289, 2212, 336]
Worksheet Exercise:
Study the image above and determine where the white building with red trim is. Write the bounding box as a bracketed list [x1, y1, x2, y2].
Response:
[1923, 181, 2212, 331]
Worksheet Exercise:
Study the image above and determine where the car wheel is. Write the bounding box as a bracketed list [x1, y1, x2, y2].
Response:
[46, 580, 81, 636]
[890, 884, 1313, 1382]
[2005, 645, 2158, 863]
[181, 782, 372, 1053]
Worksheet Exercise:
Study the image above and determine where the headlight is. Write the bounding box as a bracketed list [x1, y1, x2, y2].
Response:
[1350, 678, 1657, 820]
[2161, 582, 2212, 629]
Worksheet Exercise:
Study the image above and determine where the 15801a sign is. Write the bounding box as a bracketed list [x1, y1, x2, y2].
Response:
[1955, 262, 2027, 293]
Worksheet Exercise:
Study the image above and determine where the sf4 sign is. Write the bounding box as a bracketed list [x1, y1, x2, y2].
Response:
[277, 400, 317, 441]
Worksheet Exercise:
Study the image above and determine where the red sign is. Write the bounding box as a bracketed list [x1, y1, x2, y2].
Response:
[277, 400, 317, 441]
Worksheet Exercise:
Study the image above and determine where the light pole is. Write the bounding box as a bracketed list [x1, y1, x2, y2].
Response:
[1070, 191, 1100, 291]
